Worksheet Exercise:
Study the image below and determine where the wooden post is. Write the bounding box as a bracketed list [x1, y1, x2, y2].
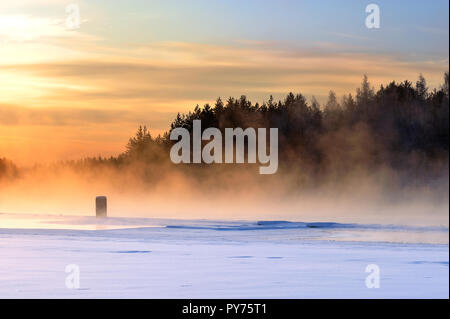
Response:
[96, 196, 107, 218]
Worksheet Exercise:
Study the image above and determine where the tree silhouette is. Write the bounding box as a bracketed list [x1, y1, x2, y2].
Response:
[2, 73, 448, 188]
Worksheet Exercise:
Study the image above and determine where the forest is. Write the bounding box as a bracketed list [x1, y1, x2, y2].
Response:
[1, 73, 449, 191]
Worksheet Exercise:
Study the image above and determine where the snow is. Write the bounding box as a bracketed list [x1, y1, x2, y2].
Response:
[0, 213, 448, 298]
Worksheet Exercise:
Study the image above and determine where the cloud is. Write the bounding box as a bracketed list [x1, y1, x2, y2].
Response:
[0, 41, 448, 164]
[329, 32, 370, 41]
[2, 42, 447, 104]
[0, 104, 173, 127]
[0, 14, 84, 43]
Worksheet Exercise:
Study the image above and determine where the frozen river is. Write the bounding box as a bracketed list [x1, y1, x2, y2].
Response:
[0, 214, 448, 298]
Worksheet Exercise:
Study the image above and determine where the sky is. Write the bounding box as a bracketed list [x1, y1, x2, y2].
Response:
[0, 0, 448, 165]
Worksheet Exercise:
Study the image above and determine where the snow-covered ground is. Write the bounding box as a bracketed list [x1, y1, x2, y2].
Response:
[0, 213, 448, 298]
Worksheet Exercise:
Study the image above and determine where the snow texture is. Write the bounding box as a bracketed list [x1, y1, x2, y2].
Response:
[0, 214, 448, 298]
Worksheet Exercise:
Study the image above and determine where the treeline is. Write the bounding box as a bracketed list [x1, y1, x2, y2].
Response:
[0, 158, 18, 181]
[118, 73, 449, 184]
[165, 74, 449, 158]
[2, 74, 449, 187]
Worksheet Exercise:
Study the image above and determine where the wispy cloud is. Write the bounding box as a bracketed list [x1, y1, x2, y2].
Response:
[0, 0, 448, 164]
[3, 42, 447, 105]
[329, 32, 370, 41]
[0, 14, 92, 43]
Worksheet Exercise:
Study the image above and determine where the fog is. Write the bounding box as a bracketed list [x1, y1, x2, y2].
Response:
[1, 75, 449, 227]
[0, 158, 448, 228]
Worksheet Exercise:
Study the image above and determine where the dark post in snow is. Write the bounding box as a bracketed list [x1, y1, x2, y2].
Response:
[96, 196, 107, 218]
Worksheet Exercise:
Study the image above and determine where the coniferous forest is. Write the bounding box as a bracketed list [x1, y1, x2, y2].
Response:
[1, 74, 449, 191]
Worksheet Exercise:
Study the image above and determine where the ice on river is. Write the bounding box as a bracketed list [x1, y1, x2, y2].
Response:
[0, 213, 448, 298]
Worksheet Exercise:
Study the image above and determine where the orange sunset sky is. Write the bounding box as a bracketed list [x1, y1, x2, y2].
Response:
[0, 0, 448, 165]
